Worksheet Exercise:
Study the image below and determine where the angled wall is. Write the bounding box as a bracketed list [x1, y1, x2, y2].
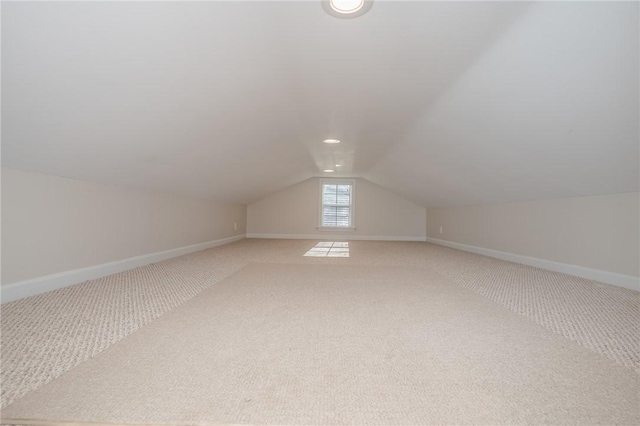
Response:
[247, 178, 426, 240]
[426, 192, 639, 289]
[1, 168, 246, 300]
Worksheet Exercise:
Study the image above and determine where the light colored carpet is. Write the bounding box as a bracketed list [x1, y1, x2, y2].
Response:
[1, 239, 639, 418]
[2, 262, 638, 425]
[0, 244, 248, 408]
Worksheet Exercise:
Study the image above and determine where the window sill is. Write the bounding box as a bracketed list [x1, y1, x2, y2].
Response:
[316, 226, 356, 231]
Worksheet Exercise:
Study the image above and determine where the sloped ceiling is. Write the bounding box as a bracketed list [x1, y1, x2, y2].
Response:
[2, 1, 638, 208]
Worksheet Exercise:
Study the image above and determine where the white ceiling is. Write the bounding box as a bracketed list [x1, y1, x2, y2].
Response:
[2, 1, 638, 208]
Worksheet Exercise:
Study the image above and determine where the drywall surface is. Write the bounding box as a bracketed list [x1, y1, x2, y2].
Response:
[247, 178, 426, 239]
[426, 192, 639, 277]
[1, 168, 246, 285]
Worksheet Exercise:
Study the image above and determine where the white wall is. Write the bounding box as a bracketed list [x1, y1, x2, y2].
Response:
[1, 168, 246, 285]
[247, 178, 426, 240]
[426, 192, 639, 279]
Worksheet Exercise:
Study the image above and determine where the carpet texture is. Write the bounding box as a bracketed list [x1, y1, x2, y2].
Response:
[1, 245, 248, 408]
[1, 239, 639, 420]
[2, 263, 639, 425]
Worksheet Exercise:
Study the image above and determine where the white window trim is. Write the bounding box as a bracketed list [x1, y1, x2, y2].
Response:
[317, 178, 356, 231]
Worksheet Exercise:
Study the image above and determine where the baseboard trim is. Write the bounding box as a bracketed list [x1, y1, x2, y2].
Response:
[425, 237, 639, 292]
[1, 234, 246, 304]
[247, 233, 426, 242]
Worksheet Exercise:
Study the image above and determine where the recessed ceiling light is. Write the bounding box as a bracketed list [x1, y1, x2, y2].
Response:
[335, 164, 341, 167]
[323, 169, 335, 173]
[323, 139, 341, 144]
[322, 0, 373, 19]
[330, 0, 364, 14]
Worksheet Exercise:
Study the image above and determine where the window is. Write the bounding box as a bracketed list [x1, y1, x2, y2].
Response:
[319, 179, 354, 229]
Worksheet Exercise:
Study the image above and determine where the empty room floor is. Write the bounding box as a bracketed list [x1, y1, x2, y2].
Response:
[1, 239, 638, 424]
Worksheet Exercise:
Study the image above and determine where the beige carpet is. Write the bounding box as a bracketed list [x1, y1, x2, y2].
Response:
[0, 244, 248, 408]
[3, 262, 638, 424]
[2, 239, 639, 422]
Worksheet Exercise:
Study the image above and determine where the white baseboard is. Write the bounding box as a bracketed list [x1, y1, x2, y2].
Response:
[247, 233, 426, 242]
[1, 234, 246, 304]
[425, 237, 639, 292]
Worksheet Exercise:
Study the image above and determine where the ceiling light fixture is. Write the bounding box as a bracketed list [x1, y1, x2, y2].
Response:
[331, 0, 364, 14]
[323, 139, 341, 144]
[323, 169, 335, 173]
[322, 0, 373, 19]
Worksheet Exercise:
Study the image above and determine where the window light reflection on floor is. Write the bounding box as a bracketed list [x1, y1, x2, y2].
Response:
[304, 242, 349, 257]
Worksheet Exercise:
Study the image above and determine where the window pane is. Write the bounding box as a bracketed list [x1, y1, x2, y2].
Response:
[336, 194, 350, 205]
[322, 184, 337, 204]
[322, 206, 351, 227]
[337, 185, 350, 205]
[323, 184, 337, 194]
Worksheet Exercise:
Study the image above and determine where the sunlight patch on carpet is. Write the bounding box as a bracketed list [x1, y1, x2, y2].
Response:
[304, 241, 350, 257]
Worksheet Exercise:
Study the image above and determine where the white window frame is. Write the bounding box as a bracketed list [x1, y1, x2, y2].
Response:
[317, 178, 356, 231]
